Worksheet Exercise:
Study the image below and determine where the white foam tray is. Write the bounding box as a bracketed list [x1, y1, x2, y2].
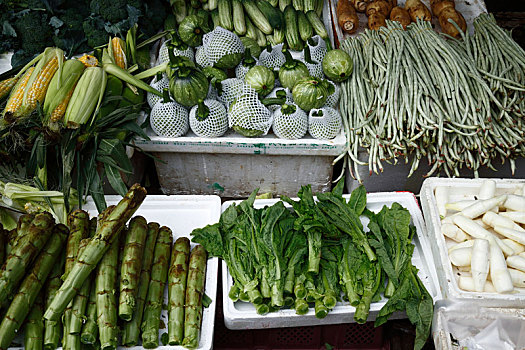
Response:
[221, 192, 440, 329]
[420, 177, 525, 307]
[8, 195, 221, 350]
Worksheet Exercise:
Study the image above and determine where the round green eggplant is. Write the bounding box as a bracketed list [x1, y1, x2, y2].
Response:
[322, 49, 353, 82]
[240, 37, 262, 58]
[292, 77, 329, 111]
[170, 70, 209, 107]
[279, 61, 310, 90]
[202, 66, 228, 82]
[244, 65, 275, 96]
[179, 15, 210, 47]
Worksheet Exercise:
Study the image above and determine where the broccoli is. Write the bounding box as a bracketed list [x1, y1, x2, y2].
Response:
[0, 11, 19, 54]
[90, 0, 128, 23]
[53, 9, 90, 54]
[138, 0, 168, 36]
[82, 16, 109, 48]
[13, 10, 54, 57]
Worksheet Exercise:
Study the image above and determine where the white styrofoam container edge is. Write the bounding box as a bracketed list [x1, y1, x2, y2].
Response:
[220, 192, 440, 329]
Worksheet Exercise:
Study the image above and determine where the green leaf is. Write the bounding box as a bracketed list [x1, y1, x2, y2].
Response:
[160, 333, 169, 346]
[348, 185, 366, 216]
[89, 168, 107, 213]
[202, 293, 212, 308]
[98, 138, 133, 173]
[104, 164, 128, 197]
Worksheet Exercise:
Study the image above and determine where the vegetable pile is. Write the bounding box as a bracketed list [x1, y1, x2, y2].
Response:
[0, 184, 210, 350]
[191, 181, 433, 350]
[338, 14, 525, 183]
[436, 180, 525, 294]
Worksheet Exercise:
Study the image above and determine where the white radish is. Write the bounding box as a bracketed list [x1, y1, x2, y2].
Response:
[449, 247, 472, 267]
[474, 219, 490, 229]
[471, 239, 490, 292]
[508, 268, 525, 288]
[506, 255, 525, 272]
[441, 213, 461, 225]
[448, 240, 474, 253]
[445, 200, 477, 212]
[457, 266, 471, 272]
[503, 195, 525, 212]
[462, 195, 507, 219]
[441, 223, 470, 242]
[499, 211, 525, 225]
[502, 239, 525, 255]
[479, 180, 496, 199]
[521, 252, 525, 259]
[458, 276, 497, 293]
[493, 226, 525, 246]
[490, 243, 514, 293]
[482, 211, 524, 232]
[453, 216, 515, 256]
[435, 186, 448, 218]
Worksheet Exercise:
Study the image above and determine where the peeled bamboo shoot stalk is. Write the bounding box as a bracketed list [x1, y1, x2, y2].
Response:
[0, 227, 5, 265]
[5, 228, 16, 257]
[182, 245, 208, 349]
[12, 213, 35, 248]
[118, 216, 148, 321]
[121, 222, 160, 347]
[70, 238, 92, 334]
[0, 212, 55, 308]
[24, 294, 44, 350]
[141, 226, 173, 349]
[0, 224, 68, 350]
[80, 281, 98, 345]
[44, 184, 147, 322]
[96, 238, 120, 350]
[168, 237, 191, 345]
[43, 251, 65, 350]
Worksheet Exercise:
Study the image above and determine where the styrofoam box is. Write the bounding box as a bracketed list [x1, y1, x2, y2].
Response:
[8, 195, 221, 350]
[420, 177, 525, 307]
[221, 192, 440, 329]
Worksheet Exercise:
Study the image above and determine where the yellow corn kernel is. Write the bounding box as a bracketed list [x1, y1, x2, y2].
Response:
[0, 77, 19, 100]
[24, 56, 59, 111]
[79, 55, 99, 68]
[50, 89, 74, 122]
[111, 37, 127, 69]
[4, 67, 34, 115]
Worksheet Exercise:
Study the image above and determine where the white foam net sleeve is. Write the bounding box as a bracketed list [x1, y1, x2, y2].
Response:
[306, 60, 324, 79]
[307, 35, 327, 65]
[207, 85, 218, 100]
[195, 46, 212, 68]
[228, 86, 273, 135]
[259, 44, 286, 71]
[324, 80, 341, 108]
[147, 76, 170, 108]
[157, 40, 195, 65]
[218, 78, 246, 108]
[150, 101, 189, 138]
[266, 87, 293, 112]
[308, 107, 342, 140]
[189, 99, 228, 138]
[272, 104, 308, 140]
[203, 27, 245, 66]
[235, 59, 259, 80]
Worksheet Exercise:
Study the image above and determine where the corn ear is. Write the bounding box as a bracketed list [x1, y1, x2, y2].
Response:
[79, 55, 99, 68]
[0, 77, 19, 100]
[17, 48, 65, 117]
[103, 63, 163, 97]
[43, 59, 86, 123]
[109, 37, 127, 69]
[63, 67, 107, 128]
[3, 67, 35, 118]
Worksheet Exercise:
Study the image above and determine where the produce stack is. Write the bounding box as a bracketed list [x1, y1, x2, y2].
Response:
[191, 181, 434, 350]
[0, 184, 210, 350]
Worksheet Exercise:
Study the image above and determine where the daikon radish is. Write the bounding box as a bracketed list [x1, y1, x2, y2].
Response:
[482, 212, 524, 232]
[441, 223, 470, 242]
[479, 180, 496, 200]
[499, 211, 525, 225]
[458, 276, 497, 293]
[445, 200, 476, 212]
[453, 216, 515, 256]
[457, 266, 471, 272]
[503, 195, 525, 212]
[474, 219, 490, 229]
[435, 186, 448, 218]
[502, 239, 525, 255]
[490, 243, 514, 293]
[493, 226, 525, 246]
[506, 255, 525, 272]
[441, 213, 460, 225]
[449, 247, 472, 267]
[508, 268, 525, 288]
[520, 252, 525, 259]
[471, 239, 489, 292]
[462, 195, 507, 219]
[448, 240, 474, 253]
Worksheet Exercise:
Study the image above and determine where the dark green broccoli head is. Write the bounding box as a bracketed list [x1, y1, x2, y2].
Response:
[82, 16, 109, 48]
[90, 0, 128, 23]
[13, 10, 53, 56]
